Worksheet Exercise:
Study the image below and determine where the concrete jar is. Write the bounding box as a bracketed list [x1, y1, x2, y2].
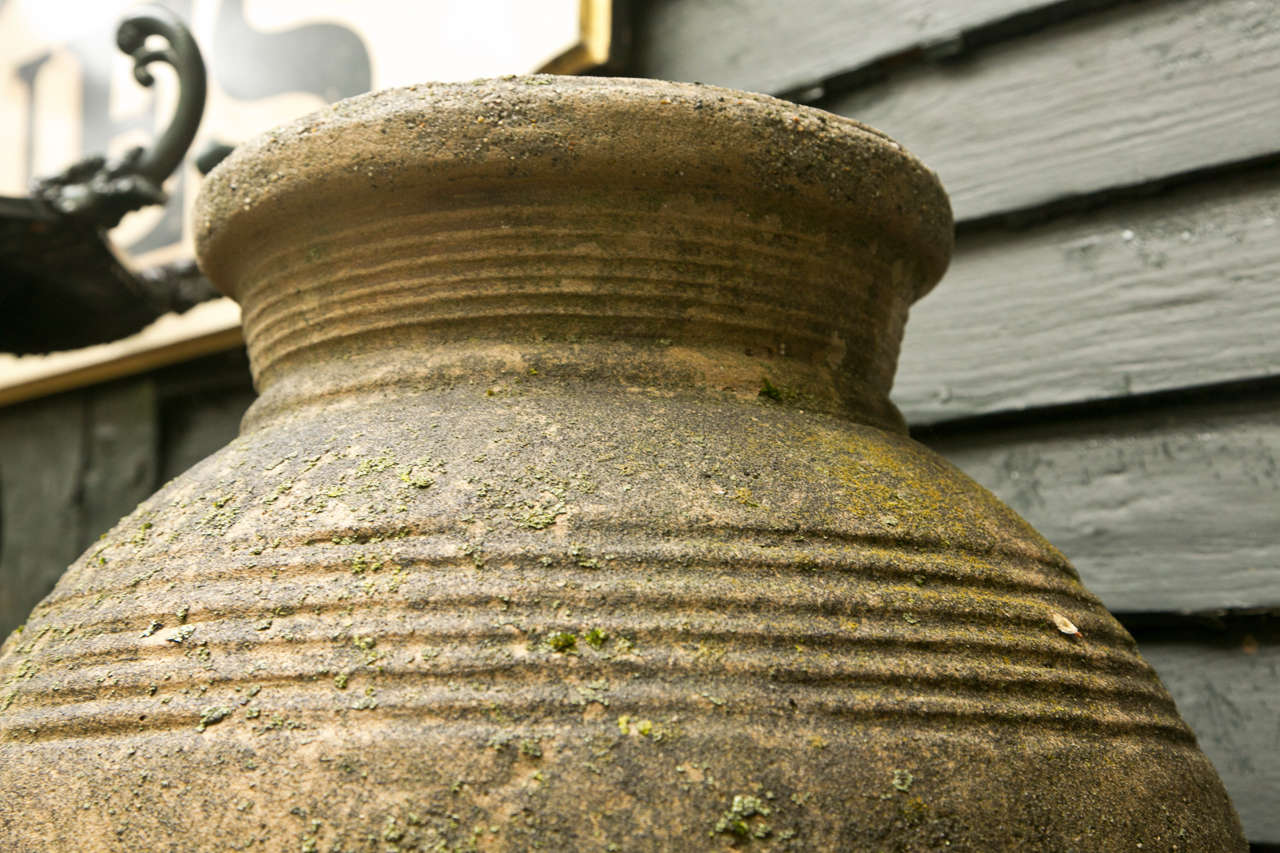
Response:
[0, 77, 1245, 851]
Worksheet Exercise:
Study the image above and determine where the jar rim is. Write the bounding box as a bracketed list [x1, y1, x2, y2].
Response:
[195, 75, 953, 304]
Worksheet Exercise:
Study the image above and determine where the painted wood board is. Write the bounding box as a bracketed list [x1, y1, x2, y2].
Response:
[826, 0, 1280, 222]
[894, 167, 1280, 424]
[924, 391, 1280, 614]
[1142, 635, 1279, 843]
[632, 0, 1062, 95]
[0, 392, 86, 637]
[80, 379, 158, 544]
[0, 379, 162, 638]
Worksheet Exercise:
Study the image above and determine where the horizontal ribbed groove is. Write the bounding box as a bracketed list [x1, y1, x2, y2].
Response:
[242, 239, 851, 328]
[246, 271, 856, 356]
[39, 571, 1121, 654]
[8, 575, 1154, 707]
[3, 659, 1191, 745]
[233, 201, 895, 385]
[8, 600, 1147, 683]
[40, 586, 1114, 657]
[45, 518, 1078, 594]
[605, 519, 1077, 576]
[34, 525, 1086, 624]
[5, 632, 1165, 698]
[239, 217, 851, 321]
[250, 294, 843, 364]
[234, 207, 844, 304]
[32, 525, 1090, 625]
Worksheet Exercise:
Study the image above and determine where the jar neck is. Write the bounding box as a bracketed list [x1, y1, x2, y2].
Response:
[232, 183, 919, 434]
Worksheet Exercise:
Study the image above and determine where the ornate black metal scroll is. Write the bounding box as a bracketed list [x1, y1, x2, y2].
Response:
[32, 5, 208, 228]
[0, 6, 217, 355]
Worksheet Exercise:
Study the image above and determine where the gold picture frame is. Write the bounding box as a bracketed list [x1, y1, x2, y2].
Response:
[538, 0, 613, 75]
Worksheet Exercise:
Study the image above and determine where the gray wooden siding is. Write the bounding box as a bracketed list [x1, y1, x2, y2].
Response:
[897, 168, 1280, 424]
[822, 0, 1280, 222]
[634, 0, 1076, 96]
[0, 380, 158, 632]
[0, 394, 88, 635]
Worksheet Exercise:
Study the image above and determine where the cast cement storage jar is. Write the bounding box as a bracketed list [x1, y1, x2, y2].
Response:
[0, 76, 1245, 851]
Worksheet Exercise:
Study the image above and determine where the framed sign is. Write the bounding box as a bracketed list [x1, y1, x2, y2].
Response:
[0, 0, 615, 406]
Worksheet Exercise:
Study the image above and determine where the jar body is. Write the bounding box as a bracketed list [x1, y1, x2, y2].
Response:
[0, 75, 1245, 850]
[0, 380, 1243, 850]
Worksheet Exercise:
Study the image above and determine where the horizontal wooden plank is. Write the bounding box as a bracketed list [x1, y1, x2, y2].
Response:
[923, 390, 1280, 613]
[80, 379, 158, 544]
[632, 0, 1059, 95]
[827, 0, 1280, 221]
[894, 167, 1280, 424]
[0, 393, 85, 639]
[1141, 634, 1279, 843]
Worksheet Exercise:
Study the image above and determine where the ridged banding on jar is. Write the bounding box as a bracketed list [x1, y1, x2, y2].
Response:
[195, 78, 952, 436]
[226, 188, 920, 433]
[3, 503, 1192, 753]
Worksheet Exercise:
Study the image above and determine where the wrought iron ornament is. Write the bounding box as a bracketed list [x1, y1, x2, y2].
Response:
[0, 5, 215, 355]
[32, 5, 208, 228]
